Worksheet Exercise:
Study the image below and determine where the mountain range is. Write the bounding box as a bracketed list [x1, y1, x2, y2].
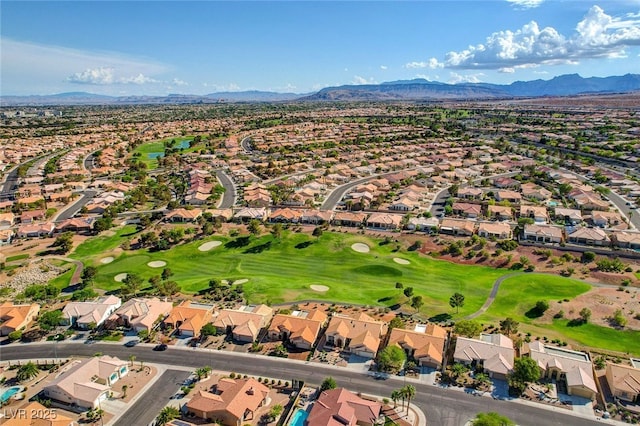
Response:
[2, 74, 640, 106]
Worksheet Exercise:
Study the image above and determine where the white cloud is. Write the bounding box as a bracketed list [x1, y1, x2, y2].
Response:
[380, 65, 388, 70]
[431, 5, 640, 70]
[506, 0, 545, 9]
[67, 67, 115, 84]
[499, 67, 516, 73]
[448, 72, 484, 84]
[352, 75, 370, 85]
[405, 58, 443, 69]
[118, 73, 160, 85]
[172, 78, 189, 86]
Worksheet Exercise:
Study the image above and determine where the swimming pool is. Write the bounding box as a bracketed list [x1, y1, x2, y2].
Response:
[289, 408, 308, 426]
[0, 386, 23, 403]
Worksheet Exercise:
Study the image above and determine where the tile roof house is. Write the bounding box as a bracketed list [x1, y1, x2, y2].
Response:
[0, 212, 15, 229]
[611, 231, 640, 250]
[233, 207, 268, 223]
[61, 296, 122, 329]
[2, 401, 76, 426]
[185, 378, 269, 425]
[366, 213, 403, 230]
[268, 208, 303, 223]
[477, 222, 513, 240]
[440, 218, 475, 236]
[300, 209, 334, 225]
[487, 205, 513, 221]
[605, 362, 640, 403]
[212, 304, 274, 343]
[164, 301, 214, 337]
[306, 388, 382, 426]
[387, 323, 447, 368]
[406, 217, 439, 232]
[332, 211, 367, 227]
[164, 208, 203, 223]
[495, 190, 522, 204]
[268, 309, 328, 350]
[567, 227, 609, 246]
[553, 208, 583, 225]
[42, 355, 128, 409]
[453, 334, 515, 380]
[521, 183, 552, 201]
[452, 202, 482, 219]
[16, 222, 55, 239]
[457, 187, 484, 200]
[108, 297, 173, 332]
[324, 312, 387, 359]
[525, 341, 598, 399]
[523, 224, 564, 244]
[0, 302, 40, 336]
[520, 205, 549, 223]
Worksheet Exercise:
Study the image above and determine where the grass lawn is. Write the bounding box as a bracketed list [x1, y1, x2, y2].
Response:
[82, 230, 505, 318]
[6, 253, 30, 262]
[48, 264, 77, 290]
[479, 274, 640, 355]
[72, 225, 138, 261]
[132, 137, 196, 170]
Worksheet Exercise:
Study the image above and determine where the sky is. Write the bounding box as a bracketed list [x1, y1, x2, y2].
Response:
[1, 1, 640, 96]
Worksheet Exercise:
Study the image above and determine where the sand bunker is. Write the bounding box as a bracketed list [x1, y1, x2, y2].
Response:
[148, 260, 167, 268]
[100, 257, 114, 264]
[198, 241, 222, 251]
[114, 273, 128, 282]
[233, 279, 249, 285]
[310, 284, 330, 292]
[351, 243, 370, 253]
[393, 258, 410, 265]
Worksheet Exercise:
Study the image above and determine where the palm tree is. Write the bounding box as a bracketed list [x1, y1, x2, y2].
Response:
[156, 406, 179, 426]
[16, 361, 39, 382]
[390, 389, 402, 408]
[128, 354, 136, 367]
[403, 385, 416, 414]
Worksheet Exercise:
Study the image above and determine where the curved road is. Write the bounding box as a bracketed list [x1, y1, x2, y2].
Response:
[0, 343, 605, 426]
[215, 170, 236, 208]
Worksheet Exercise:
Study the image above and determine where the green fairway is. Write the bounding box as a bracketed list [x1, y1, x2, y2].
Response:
[132, 137, 196, 170]
[48, 263, 77, 290]
[72, 225, 138, 261]
[80, 230, 505, 317]
[546, 319, 640, 355]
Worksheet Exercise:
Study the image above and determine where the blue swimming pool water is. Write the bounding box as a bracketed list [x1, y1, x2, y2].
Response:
[289, 408, 308, 426]
[0, 386, 22, 403]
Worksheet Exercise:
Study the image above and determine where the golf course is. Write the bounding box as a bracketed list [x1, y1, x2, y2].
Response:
[70, 225, 640, 355]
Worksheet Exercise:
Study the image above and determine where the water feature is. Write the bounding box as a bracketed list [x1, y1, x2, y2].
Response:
[0, 386, 23, 403]
[289, 408, 309, 426]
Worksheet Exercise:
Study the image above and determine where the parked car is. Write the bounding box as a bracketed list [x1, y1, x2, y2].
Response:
[124, 339, 139, 347]
[153, 343, 168, 351]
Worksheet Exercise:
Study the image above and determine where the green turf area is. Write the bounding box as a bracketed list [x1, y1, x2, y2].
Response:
[82, 230, 504, 317]
[478, 274, 640, 355]
[48, 264, 77, 290]
[132, 137, 197, 170]
[72, 225, 138, 260]
[6, 253, 30, 262]
[479, 274, 591, 323]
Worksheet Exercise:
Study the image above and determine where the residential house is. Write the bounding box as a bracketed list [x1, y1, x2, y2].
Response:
[387, 323, 447, 369]
[268, 309, 327, 350]
[366, 212, 403, 230]
[16, 222, 55, 239]
[452, 202, 482, 219]
[493, 177, 520, 189]
[212, 304, 274, 343]
[457, 187, 484, 200]
[300, 209, 333, 225]
[525, 341, 598, 399]
[306, 388, 382, 426]
[523, 224, 564, 244]
[55, 217, 94, 234]
[0, 229, 13, 245]
[567, 227, 609, 246]
[477, 222, 513, 240]
[61, 296, 122, 329]
[440, 218, 475, 237]
[324, 313, 387, 359]
[268, 208, 303, 223]
[164, 301, 214, 337]
[164, 208, 203, 223]
[521, 183, 552, 201]
[453, 334, 515, 380]
[591, 211, 624, 228]
[108, 297, 173, 333]
[2, 401, 76, 426]
[553, 208, 583, 225]
[185, 378, 269, 425]
[495, 190, 522, 204]
[20, 210, 46, 223]
[0, 302, 40, 336]
[233, 207, 268, 223]
[332, 211, 367, 228]
[571, 191, 610, 211]
[611, 231, 640, 250]
[0, 212, 15, 229]
[605, 362, 640, 403]
[487, 205, 513, 221]
[406, 216, 439, 232]
[520, 205, 549, 223]
[42, 355, 128, 409]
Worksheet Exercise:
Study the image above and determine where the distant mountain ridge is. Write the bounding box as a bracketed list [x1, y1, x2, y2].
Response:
[2, 73, 639, 105]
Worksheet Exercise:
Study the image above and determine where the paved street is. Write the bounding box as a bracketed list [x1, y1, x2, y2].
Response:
[215, 170, 236, 208]
[0, 343, 608, 426]
[53, 189, 97, 222]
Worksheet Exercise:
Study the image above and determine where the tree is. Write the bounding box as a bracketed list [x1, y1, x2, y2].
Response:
[38, 309, 63, 331]
[377, 345, 407, 373]
[247, 219, 261, 236]
[390, 389, 402, 408]
[269, 404, 284, 419]
[121, 384, 128, 398]
[87, 408, 105, 424]
[81, 266, 98, 285]
[472, 412, 515, 426]
[402, 385, 415, 414]
[499, 317, 519, 335]
[403, 287, 414, 298]
[161, 268, 174, 281]
[612, 309, 627, 327]
[52, 231, 74, 254]
[449, 292, 465, 313]
[410, 295, 424, 312]
[156, 406, 179, 426]
[320, 376, 337, 391]
[16, 361, 39, 382]
[579, 307, 592, 323]
[122, 273, 143, 296]
[195, 366, 212, 380]
[581, 251, 596, 263]
[201, 323, 217, 337]
[535, 300, 549, 313]
[508, 357, 540, 394]
[389, 317, 405, 330]
[312, 226, 323, 238]
[453, 319, 483, 338]
[270, 223, 283, 240]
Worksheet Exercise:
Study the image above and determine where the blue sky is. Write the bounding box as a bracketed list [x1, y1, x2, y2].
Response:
[2, 1, 640, 96]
